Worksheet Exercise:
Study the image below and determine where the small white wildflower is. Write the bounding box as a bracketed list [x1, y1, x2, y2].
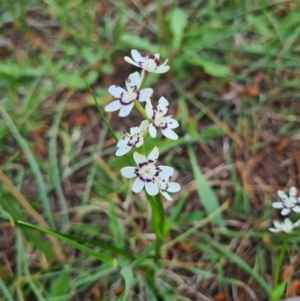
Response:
[116, 120, 149, 157]
[145, 97, 179, 140]
[124, 50, 170, 74]
[105, 72, 153, 117]
[269, 218, 300, 233]
[155, 178, 181, 201]
[272, 186, 300, 216]
[120, 147, 174, 195]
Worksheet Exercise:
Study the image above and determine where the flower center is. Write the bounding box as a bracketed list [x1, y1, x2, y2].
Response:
[284, 197, 297, 208]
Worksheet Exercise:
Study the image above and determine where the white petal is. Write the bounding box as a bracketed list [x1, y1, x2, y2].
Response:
[155, 65, 170, 73]
[158, 166, 174, 177]
[161, 190, 172, 201]
[293, 220, 300, 227]
[293, 206, 300, 213]
[284, 218, 292, 225]
[124, 56, 140, 67]
[157, 97, 169, 115]
[145, 181, 159, 195]
[277, 190, 288, 200]
[281, 208, 291, 216]
[105, 100, 123, 112]
[168, 182, 181, 193]
[290, 187, 297, 197]
[126, 72, 141, 91]
[162, 128, 178, 140]
[138, 88, 153, 102]
[132, 177, 145, 193]
[273, 221, 281, 228]
[108, 85, 125, 97]
[116, 147, 131, 157]
[135, 137, 144, 148]
[139, 120, 149, 134]
[117, 137, 130, 147]
[121, 167, 136, 178]
[129, 126, 139, 136]
[131, 49, 144, 63]
[167, 118, 179, 129]
[269, 228, 280, 233]
[148, 124, 157, 138]
[119, 103, 134, 117]
[272, 202, 284, 209]
[145, 100, 154, 119]
[133, 151, 147, 165]
[148, 147, 159, 162]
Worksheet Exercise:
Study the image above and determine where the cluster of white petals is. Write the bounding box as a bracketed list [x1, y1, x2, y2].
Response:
[121, 147, 175, 196]
[116, 120, 149, 157]
[272, 186, 300, 216]
[105, 72, 153, 117]
[270, 186, 300, 234]
[146, 97, 179, 140]
[124, 50, 170, 73]
[105, 50, 180, 200]
[269, 218, 300, 233]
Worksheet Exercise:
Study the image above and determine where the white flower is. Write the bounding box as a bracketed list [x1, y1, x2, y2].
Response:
[155, 178, 181, 201]
[145, 97, 179, 140]
[116, 120, 149, 157]
[124, 50, 170, 74]
[105, 72, 153, 117]
[269, 218, 300, 233]
[272, 186, 300, 216]
[121, 147, 174, 195]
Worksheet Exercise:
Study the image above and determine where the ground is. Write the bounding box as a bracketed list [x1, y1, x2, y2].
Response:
[1, 1, 300, 301]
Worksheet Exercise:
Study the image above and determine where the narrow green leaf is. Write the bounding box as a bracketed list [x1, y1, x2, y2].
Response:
[55, 71, 98, 90]
[0, 278, 15, 301]
[186, 53, 231, 78]
[187, 145, 224, 227]
[200, 233, 271, 293]
[0, 107, 54, 228]
[109, 126, 224, 169]
[120, 34, 158, 54]
[270, 279, 288, 301]
[117, 267, 134, 301]
[16, 221, 117, 265]
[169, 8, 188, 50]
[48, 271, 71, 301]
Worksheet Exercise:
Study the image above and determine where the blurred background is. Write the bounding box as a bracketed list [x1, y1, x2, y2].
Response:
[1, 1, 300, 300]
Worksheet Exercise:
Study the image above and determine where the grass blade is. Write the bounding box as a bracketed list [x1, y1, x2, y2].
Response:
[187, 145, 225, 227]
[117, 266, 134, 301]
[16, 220, 117, 265]
[0, 107, 54, 228]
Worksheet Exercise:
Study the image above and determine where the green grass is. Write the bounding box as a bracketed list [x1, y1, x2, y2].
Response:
[1, 0, 300, 300]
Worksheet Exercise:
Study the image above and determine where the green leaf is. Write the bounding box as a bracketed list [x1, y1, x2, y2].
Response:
[187, 146, 224, 227]
[186, 54, 231, 78]
[48, 271, 71, 301]
[55, 71, 98, 90]
[109, 126, 224, 169]
[0, 62, 43, 79]
[16, 221, 117, 266]
[169, 8, 188, 50]
[120, 34, 158, 53]
[117, 267, 134, 301]
[270, 279, 288, 301]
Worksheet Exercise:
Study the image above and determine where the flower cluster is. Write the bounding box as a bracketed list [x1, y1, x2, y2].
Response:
[270, 186, 300, 233]
[105, 49, 180, 200]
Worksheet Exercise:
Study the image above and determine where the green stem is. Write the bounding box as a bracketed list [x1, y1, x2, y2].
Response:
[134, 100, 152, 122]
[273, 235, 289, 288]
[139, 70, 148, 90]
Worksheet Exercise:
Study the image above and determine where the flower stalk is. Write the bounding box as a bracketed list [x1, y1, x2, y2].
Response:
[104, 49, 180, 260]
